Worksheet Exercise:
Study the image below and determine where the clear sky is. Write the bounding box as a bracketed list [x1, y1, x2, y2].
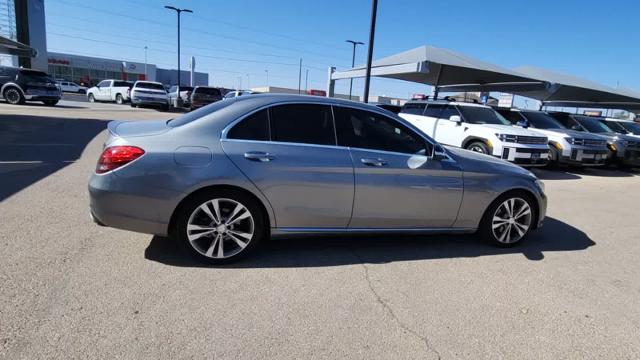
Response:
[45, 0, 640, 102]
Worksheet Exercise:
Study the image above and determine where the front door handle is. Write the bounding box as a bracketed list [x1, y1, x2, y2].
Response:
[361, 158, 388, 167]
[244, 151, 275, 162]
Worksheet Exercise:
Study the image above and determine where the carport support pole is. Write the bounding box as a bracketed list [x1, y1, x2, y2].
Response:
[327, 67, 336, 98]
[362, 0, 378, 103]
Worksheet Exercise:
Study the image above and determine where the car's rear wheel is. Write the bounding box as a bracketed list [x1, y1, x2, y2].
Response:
[88, 93, 95, 102]
[479, 192, 535, 246]
[175, 190, 266, 264]
[3, 87, 25, 105]
[467, 141, 490, 154]
[115, 93, 123, 104]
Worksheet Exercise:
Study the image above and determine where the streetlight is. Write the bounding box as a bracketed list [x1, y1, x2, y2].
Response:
[164, 5, 192, 86]
[346, 40, 364, 100]
[362, 0, 378, 103]
[144, 46, 148, 79]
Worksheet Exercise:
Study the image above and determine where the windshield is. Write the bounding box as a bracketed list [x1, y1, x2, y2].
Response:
[522, 111, 566, 129]
[617, 121, 640, 134]
[136, 82, 165, 90]
[603, 120, 630, 134]
[168, 98, 236, 127]
[458, 106, 511, 125]
[575, 116, 614, 133]
[195, 87, 221, 96]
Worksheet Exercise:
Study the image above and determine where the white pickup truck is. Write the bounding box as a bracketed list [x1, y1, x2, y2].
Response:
[86, 80, 133, 104]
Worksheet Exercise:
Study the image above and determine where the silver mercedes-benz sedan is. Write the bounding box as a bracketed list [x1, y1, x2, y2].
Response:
[89, 94, 547, 264]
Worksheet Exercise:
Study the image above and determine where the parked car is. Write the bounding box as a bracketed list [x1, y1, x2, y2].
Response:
[89, 94, 547, 264]
[371, 103, 402, 114]
[189, 86, 223, 110]
[495, 108, 609, 166]
[0, 66, 61, 106]
[223, 90, 257, 99]
[57, 80, 87, 94]
[129, 81, 169, 110]
[597, 118, 640, 138]
[167, 85, 193, 109]
[549, 112, 640, 168]
[399, 100, 550, 166]
[87, 80, 133, 104]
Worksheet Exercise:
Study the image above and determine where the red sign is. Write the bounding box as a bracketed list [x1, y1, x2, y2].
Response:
[48, 58, 70, 65]
[306, 89, 326, 96]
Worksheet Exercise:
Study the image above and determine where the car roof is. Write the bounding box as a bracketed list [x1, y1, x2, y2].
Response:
[134, 81, 163, 85]
[405, 99, 488, 108]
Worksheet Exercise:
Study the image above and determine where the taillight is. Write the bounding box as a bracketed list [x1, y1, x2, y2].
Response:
[96, 146, 145, 174]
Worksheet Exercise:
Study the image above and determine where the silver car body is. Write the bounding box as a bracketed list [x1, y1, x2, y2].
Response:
[89, 94, 546, 237]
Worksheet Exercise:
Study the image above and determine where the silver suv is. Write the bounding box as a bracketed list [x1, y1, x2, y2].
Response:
[89, 94, 546, 264]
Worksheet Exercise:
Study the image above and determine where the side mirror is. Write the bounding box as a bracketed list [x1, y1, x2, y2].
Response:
[517, 120, 529, 128]
[432, 144, 447, 160]
[449, 115, 462, 124]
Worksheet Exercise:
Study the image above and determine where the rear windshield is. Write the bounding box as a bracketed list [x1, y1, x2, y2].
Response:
[521, 111, 566, 129]
[194, 87, 221, 96]
[168, 98, 235, 127]
[458, 106, 511, 125]
[575, 116, 613, 133]
[136, 82, 165, 90]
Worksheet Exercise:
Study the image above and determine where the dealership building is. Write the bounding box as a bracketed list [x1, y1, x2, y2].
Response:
[46, 51, 209, 87]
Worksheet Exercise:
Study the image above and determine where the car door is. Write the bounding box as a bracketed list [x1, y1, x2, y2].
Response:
[221, 103, 355, 228]
[434, 105, 466, 147]
[333, 106, 464, 228]
[95, 80, 108, 100]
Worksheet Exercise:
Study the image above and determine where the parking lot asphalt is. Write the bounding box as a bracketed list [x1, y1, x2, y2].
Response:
[1, 100, 640, 359]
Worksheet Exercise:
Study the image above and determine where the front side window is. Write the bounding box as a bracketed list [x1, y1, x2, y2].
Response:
[227, 109, 270, 141]
[618, 121, 640, 134]
[521, 111, 565, 129]
[458, 106, 511, 125]
[97, 80, 109, 87]
[269, 104, 335, 146]
[423, 104, 444, 118]
[334, 107, 430, 155]
[603, 120, 629, 134]
[575, 116, 613, 133]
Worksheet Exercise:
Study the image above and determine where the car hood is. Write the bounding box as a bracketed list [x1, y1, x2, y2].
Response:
[107, 119, 170, 138]
[479, 123, 546, 137]
[445, 146, 536, 179]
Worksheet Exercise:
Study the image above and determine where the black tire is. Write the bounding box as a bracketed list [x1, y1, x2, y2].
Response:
[115, 93, 124, 105]
[547, 147, 560, 168]
[478, 191, 536, 247]
[174, 189, 266, 265]
[3, 87, 25, 105]
[42, 100, 58, 106]
[466, 141, 490, 154]
[88, 93, 95, 102]
[130, 102, 137, 108]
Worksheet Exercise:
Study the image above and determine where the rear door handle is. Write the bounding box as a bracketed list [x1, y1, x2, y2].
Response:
[244, 151, 275, 162]
[361, 158, 388, 167]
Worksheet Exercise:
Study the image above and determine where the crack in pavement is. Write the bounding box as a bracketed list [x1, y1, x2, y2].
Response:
[351, 250, 442, 360]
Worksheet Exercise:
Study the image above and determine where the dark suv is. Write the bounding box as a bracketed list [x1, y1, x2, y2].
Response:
[0, 66, 61, 106]
[189, 86, 222, 110]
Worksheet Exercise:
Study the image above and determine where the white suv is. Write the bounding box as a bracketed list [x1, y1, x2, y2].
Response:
[400, 100, 550, 166]
[129, 81, 169, 110]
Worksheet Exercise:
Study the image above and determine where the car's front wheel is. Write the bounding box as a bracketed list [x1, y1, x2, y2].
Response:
[466, 141, 490, 154]
[479, 192, 535, 246]
[175, 190, 266, 264]
[88, 93, 95, 102]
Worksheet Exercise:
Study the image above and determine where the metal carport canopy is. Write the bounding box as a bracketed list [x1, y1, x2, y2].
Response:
[0, 35, 37, 57]
[442, 66, 640, 112]
[330, 45, 544, 93]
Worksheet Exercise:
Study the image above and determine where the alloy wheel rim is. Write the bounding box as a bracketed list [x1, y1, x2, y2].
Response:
[491, 197, 532, 244]
[470, 145, 485, 153]
[187, 198, 254, 259]
[6, 89, 19, 104]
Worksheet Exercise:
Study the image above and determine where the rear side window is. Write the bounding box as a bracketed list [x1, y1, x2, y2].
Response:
[114, 81, 132, 88]
[423, 104, 444, 118]
[334, 107, 429, 155]
[439, 105, 460, 119]
[227, 109, 269, 141]
[269, 104, 335, 146]
[401, 103, 426, 115]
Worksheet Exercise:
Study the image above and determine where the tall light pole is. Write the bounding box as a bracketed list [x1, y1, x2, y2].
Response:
[305, 69, 309, 91]
[346, 40, 364, 100]
[362, 0, 378, 103]
[164, 5, 192, 86]
[144, 46, 148, 79]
